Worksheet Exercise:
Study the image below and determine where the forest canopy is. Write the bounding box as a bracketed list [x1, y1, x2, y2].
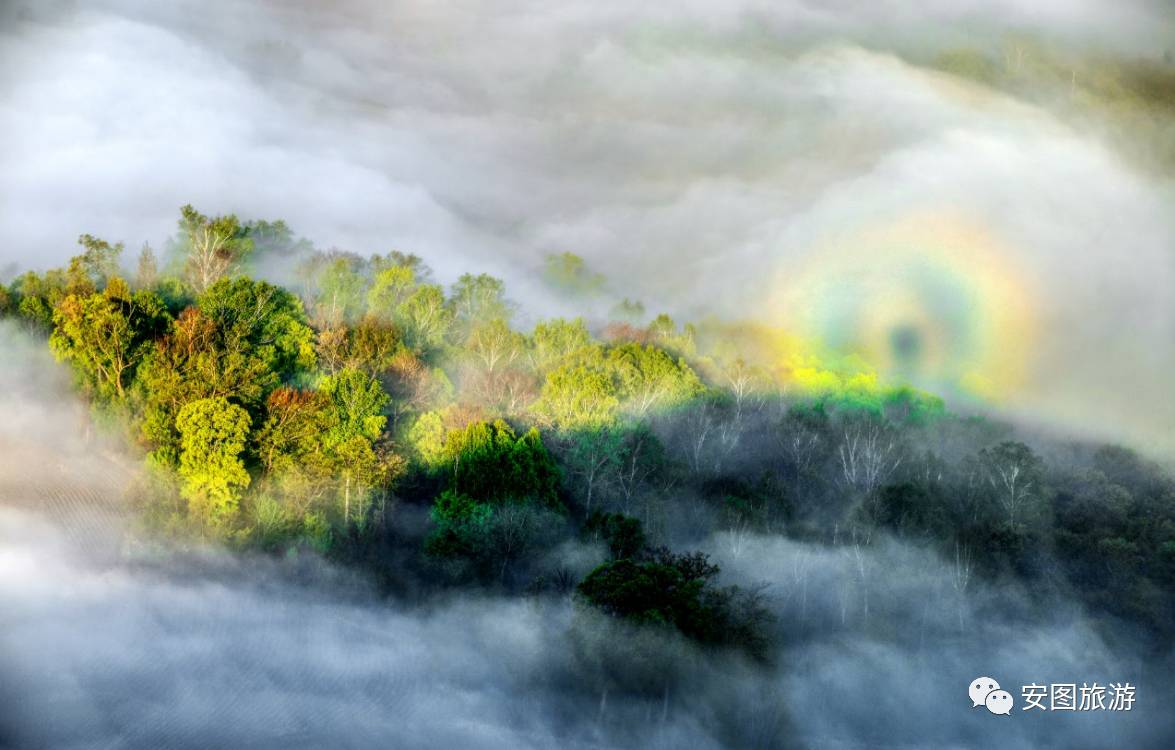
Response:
[4, 207, 1174, 657]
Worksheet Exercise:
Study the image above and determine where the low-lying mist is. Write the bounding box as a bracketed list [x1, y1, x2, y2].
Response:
[3, 508, 1170, 748]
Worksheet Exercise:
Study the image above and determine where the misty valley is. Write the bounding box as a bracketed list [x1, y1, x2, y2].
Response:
[1, 207, 1171, 748]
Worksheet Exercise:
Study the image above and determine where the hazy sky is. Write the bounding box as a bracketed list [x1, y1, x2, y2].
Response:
[1, 0, 1173, 454]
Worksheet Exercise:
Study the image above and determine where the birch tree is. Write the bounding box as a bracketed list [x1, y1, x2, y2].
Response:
[178, 205, 252, 294]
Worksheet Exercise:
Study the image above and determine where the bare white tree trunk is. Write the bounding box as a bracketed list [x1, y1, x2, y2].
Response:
[186, 225, 234, 293]
[838, 423, 902, 494]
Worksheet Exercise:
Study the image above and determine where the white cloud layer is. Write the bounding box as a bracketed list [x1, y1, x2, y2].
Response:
[1, 0, 1172, 452]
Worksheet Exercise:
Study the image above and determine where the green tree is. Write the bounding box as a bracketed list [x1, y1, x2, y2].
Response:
[607, 342, 704, 417]
[246, 218, 312, 261]
[315, 317, 402, 376]
[255, 380, 401, 527]
[535, 365, 620, 432]
[137, 279, 313, 465]
[426, 489, 561, 583]
[647, 313, 697, 357]
[543, 252, 604, 296]
[535, 342, 701, 430]
[135, 244, 159, 289]
[320, 368, 388, 443]
[610, 424, 666, 509]
[442, 419, 561, 509]
[255, 387, 335, 479]
[138, 309, 264, 464]
[68, 234, 124, 292]
[577, 549, 769, 657]
[314, 256, 366, 326]
[176, 397, 251, 531]
[449, 273, 511, 336]
[425, 489, 495, 558]
[382, 349, 453, 429]
[528, 318, 593, 372]
[466, 318, 526, 373]
[609, 298, 646, 323]
[577, 551, 719, 635]
[563, 426, 623, 514]
[197, 276, 316, 379]
[50, 286, 170, 400]
[397, 284, 451, 352]
[584, 511, 646, 559]
[366, 264, 418, 320]
[370, 251, 431, 281]
[407, 410, 449, 469]
[331, 433, 396, 526]
[979, 441, 1045, 526]
[319, 368, 396, 524]
[12, 269, 67, 331]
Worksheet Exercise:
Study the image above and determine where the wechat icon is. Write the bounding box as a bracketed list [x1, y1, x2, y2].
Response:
[970, 676, 1013, 715]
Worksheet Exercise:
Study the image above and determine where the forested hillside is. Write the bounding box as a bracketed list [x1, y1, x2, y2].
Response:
[4, 205, 1173, 662]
